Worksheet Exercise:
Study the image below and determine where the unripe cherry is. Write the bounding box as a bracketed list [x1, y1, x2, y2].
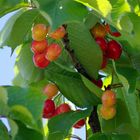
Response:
[91, 23, 107, 38]
[100, 105, 116, 120]
[43, 83, 59, 99]
[33, 53, 50, 68]
[45, 43, 62, 61]
[49, 26, 66, 40]
[102, 90, 116, 107]
[32, 24, 48, 41]
[31, 40, 48, 54]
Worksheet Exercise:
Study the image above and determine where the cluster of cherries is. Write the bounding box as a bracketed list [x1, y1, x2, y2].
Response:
[42, 83, 86, 129]
[100, 90, 117, 120]
[90, 23, 122, 90]
[31, 24, 66, 68]
[91, 23, 122, 69]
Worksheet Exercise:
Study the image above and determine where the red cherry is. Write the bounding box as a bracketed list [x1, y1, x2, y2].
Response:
[110, 32, 121, 37]
[55, 103, 71, 115]
[105, 24, 111, 33]
[106, 40, 122, 60]
[45, 43, 62, 61]
[31, 40, 48, 54]
[92, 79, 103, 88]
[43, 99, 55, 119]
[33, 53, 50, 68]
[73, 119, 85, 129]
[95, 37, 108, 53]
[101, 55, 108, 69]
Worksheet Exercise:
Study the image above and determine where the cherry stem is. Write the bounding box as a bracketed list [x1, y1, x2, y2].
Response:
[109, 83, 140, 93]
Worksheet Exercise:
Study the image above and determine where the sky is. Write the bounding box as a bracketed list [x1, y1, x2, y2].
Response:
[0, 12, 17, 86]
[0, 12, 86, 140]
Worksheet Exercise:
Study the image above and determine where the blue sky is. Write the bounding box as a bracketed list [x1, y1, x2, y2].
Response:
[0, 12, 16, 86]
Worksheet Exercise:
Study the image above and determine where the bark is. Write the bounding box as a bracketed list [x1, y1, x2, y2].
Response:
[63, 25, 101, 133]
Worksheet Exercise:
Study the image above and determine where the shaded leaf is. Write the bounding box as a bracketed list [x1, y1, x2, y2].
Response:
[6, 86, 46, 121]
[88, 133, 132, 140]
[48, 108, 92, 140]
[15, 44, 44, 84]
[14, 121, 44, 140]
[67, 22, 102, 79]
[0, 0, 29, 17]
[38, 0, 88, 30]
[45, 66, 100, 107]
[0, 120, 10, 140]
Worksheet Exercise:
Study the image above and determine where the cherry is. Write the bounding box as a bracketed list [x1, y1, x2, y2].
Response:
[95, 37, 108, 53]
[91, 23, 107, 38]
[45, 43, 62, 61]
[43, 83, 59, 99]
[73, 119, 85, 129]
[92, 79, 103, 88]
[110, 32, 121, 37]
[100, 105, 116, 120]
[32, 24, 48, 41]
[33, 53, 50, 68]
[101, 55, 108, 69]
[105, 23, 111, 34]
[43, 99, 55, 119]
[31, 40, 48, 54]
[55, 103, 71, 115]
[105, 24, 121, 37]
[49, 26, 66, 40]
[102, 90, 116, 107]
[106, 40, 122, 60]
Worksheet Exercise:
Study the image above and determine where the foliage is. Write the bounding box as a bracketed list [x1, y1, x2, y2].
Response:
[0, 0, 140, 140]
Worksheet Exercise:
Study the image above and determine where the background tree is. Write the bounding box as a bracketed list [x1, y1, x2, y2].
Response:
[0, 0, 140, 140]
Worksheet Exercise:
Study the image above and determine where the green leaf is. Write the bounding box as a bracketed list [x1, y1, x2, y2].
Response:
[8, 119, 18, 140]
[15, 44, 44, 84]
[84, 12, 100, 29]
[115, 123, 140, 140]
[14, 121, 44, 140]
[115, 69, 140, 131]
[9, 105, 38, 130]
[45, 66, 100, 107]
[67, 22, 102, 79]
[0, 9, 25, 48]
[115, 54, 139, 93]
[6, 86, 46, 121]
[88, 133, 132, 140]
[0, 101, 9, 116]
[75, 0, 112, 18]
[48, 108, 92, 140]
[38, 0, 88, 30]
[5, 9, 38, 48]
[0, 120, 10, 140]
[0, 0, 29, 17]
[0, 87, 9, 116]
[0, 86, 8, 104]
